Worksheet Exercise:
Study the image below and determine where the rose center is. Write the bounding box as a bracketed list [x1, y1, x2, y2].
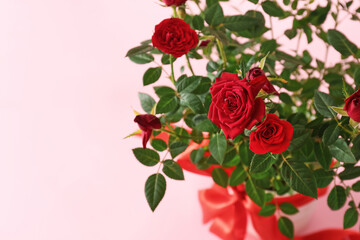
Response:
[262, 125, 276, 139]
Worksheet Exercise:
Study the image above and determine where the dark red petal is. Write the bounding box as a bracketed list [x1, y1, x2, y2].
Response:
[249, 75, 267, 96]
[142, 130, 152, 149]
[262, 81, 280, 96]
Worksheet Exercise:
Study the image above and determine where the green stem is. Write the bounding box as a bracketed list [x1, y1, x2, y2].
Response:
[170, 55, 176, 85]
[216, 38, 227, 69]
[185, 54, 195, 76]
[172, 6, 178, 18]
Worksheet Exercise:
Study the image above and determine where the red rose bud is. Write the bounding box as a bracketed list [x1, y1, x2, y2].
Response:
[163, 0, 187, 6]
[152, 18, 199, 58]
[134, 114, 162, 148]
[344, 89, 360, 122]
[246, 67, 280, 96]
[208, 72, 265, 139]
[249, 113, 294, 154]
[199, 40, 210, 47]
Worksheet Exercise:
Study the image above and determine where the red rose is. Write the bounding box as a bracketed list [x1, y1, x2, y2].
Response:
[163, 0, 187, 6]
[134, 114, 162, 148]
[344, 89, 360, 123]
[151, 18, 199, 58]
[208, 72, 266, 139]
[246, 67, 279, 96]
[249, 113, 293, 154]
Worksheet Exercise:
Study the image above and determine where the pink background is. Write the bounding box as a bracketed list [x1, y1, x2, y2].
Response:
[0, 0, 359, 239]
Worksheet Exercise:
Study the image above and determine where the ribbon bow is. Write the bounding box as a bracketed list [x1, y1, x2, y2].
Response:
[199, 184, 289, 240]
[199, 185, 248, 240]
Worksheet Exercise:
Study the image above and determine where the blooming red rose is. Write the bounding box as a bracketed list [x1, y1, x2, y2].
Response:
[151, 18, 199, 58]
[134, 114, 161, 148]
[246, 67, 279, 96]
[344, 89, 360, 123]
[208, 72, 266, 139]
[249, 113, 293, 154]
[163, 0, 187, 6]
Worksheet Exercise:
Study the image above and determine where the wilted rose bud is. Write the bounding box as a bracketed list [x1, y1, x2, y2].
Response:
[134, 114, 162, 148]
[163, 0, 187, 6]
[246, 67, 280, 96]
[344, 89, 360, 123]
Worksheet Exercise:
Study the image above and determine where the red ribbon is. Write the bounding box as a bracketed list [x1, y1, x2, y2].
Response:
[199, 184, 360, 240]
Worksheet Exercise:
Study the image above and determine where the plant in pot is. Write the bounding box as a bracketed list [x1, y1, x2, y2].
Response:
[126, 0, 360, 239]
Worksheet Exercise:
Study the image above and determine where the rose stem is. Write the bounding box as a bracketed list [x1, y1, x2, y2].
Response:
[185, 54, 195, 76]
[216, 38, 227, 69]
[170, 55, 176, 85]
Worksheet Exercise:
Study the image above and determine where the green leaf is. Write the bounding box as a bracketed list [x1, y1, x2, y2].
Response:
[222, 15, 259, 33]
[285, 29, 297, 39]
[143, 67, 162, 86]
[229, 164, 247, 186]
[249, 153, 276, 173]
[156, 95, 179, 114]
[328, 29, 358, 58]
[259, 52, 269, 69]
[260, 39, 277, 54]
[281, 159, 318, 199]
[327, 185, 346, 210]
[154, 86, 176, 98]
[209, 132, 227, 164]
[192, 15, 204, 30]
[246, 178, 265, 206]
[278, 217, 294, 239]
[162, 160, 184, 180]
[322, 122, 341, 146]
[353, 181, 360, 192]
[279, 93, 294, 105]
[205, 3, 224, 26]
[314, 91, 337, 118]
[354, 68, 360, 87]
[261, 0, 285, 17]
[132, 148, 160, 166]
[212, 168, 229, 188]
[129, 53, 154, 64]
[193, 114, 219, 133]
[329, 138, 356, 163]
[169, 141, 188, 158]
[125, 45, 154, 57]
[339, 167, 360, 180]
[145, 173, 166, 211]
[330, 106, 349, 116]
[190, 148, 205, 164]
[287, 131, 311, 152]
[138, 92, 156, 114]
[314, 169, 334, 188]
[280, 202, 299, 215]
[176, 76, 201, 93]
[180, 93, 205, 114]
[259, 204, 276, 217]
[344, 207, 358, 229]
[314, 142, 332, 170]
[150, 139, 167, 152]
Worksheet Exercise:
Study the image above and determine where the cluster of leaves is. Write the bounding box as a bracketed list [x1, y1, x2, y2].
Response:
[126, 0, 360, 238]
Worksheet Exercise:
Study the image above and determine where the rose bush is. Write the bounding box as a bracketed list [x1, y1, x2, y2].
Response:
[151, 18, 198, 58]
[127, 0, 360, 238]
[249, 113, 294, 154]
[208, 72, 266, 140]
